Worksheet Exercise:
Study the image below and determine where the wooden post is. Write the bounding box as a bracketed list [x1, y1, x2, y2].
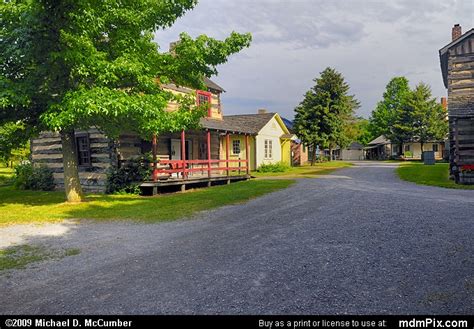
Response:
[181, 130, 186, 179]
[152, 133, 157, 181]
[245, 135, 250, 175]
[207, 130, 211, 178]
[226, 133, 230, 177]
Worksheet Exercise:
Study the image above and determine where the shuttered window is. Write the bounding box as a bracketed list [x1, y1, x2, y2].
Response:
[76, 134, 91, 166]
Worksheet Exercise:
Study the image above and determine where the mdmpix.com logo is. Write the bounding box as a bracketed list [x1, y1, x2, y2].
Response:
[399, 318, 469, 328]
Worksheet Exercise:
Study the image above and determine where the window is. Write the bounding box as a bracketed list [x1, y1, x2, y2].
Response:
[197, 90, 212, 117]
[264, 139, 273, 159]
[232, 140, 241, 155]
[432, 144, 439, 152]
[76, 134, 91, 166]
[404, 144, 411, 152]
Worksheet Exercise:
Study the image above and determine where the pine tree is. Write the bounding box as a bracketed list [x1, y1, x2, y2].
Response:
[293, 67, 359, 164]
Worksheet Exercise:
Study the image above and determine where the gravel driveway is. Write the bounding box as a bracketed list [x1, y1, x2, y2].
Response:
[0, 162, 473, 314]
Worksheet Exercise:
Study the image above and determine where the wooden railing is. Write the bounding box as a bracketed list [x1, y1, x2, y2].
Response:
[151, 159, 249, 181]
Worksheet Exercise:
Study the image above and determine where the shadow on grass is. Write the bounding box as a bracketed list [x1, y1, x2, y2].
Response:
[0, 179, 295, 225]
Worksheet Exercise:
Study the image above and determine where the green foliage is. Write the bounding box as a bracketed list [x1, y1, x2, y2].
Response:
[1, 0, 251, 199]
[293, 67, 360, 158]
[14, 162, 55, 191]
[0, 122, 31, 164]
[256, 162, 290, 173]
[368, 78, 447, 147]
[345, 117, 373, 146]
[404, 151, 413, 158]
[394, 83, 448, 149]
[368, 77, 410, 143]
[106, 157, 152, 194]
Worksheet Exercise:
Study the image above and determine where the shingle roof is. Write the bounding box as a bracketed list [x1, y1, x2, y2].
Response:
[200, 113, 276, 134]
[367, 135, 391, 145]
[203, 77, 225, 93]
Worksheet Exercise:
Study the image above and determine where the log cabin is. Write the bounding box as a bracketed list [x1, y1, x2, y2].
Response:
[31, 81, 295, 194]
[439, 24, 474, 184]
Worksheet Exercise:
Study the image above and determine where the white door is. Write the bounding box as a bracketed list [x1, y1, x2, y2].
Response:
[171, 139, 193, 160]
[171, 139, 181, 160]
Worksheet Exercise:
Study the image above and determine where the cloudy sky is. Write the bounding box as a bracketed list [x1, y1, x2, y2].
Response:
[155, 0, 473, 120]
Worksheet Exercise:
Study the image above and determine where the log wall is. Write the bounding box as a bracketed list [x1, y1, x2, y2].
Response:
[31, 129, 115, 193]
[447, 34, 474, 181]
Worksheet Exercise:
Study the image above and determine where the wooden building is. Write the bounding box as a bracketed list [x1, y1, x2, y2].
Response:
[439, 25, 474, 183]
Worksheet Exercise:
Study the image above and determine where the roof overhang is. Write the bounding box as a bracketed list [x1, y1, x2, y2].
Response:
[439, 28, 474, 89]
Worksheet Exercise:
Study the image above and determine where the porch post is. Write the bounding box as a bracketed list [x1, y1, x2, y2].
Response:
[181, 130, 186, 179]
[207, 130, 211, 178]
[226, 133, 230, 177]
[245, 134, 250, 175]
[152, 133, 157, 181]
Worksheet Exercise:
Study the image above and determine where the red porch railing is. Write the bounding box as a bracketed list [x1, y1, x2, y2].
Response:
[150, 130, 251, 182]
[151, 159, 249, 181]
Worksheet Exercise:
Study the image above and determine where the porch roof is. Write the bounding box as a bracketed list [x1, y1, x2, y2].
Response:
[200, 113, 277, 134]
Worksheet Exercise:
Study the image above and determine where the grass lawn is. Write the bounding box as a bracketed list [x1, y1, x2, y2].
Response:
[252, 161, 353, 178]
[0, 244, 80, 272]
[0, 179, 294, 226]
[0, 166, 14, 186]
[396, 162, 474, 190]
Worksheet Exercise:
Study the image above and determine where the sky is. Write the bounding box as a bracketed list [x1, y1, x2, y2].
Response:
[154, 0, 473, 120]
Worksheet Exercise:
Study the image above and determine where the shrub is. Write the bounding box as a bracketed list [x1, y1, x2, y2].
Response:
[14, 161, 55, 191]
[257, 161, 290, 173]
[106, 157, 151, 194]
[404, 151, 413, 158]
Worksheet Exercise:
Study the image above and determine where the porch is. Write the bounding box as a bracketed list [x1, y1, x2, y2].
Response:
[139, 129, 252, 195]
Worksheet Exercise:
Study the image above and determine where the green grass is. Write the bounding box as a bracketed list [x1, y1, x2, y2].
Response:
[0, 179, 294, 226]
[0, 244, 80, 272]
[0, 165, 14, 186]
[252, 161, 353, 178]
[396, 162, 474, 190]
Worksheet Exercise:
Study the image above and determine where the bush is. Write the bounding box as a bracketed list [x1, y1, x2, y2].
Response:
[106, 157, 151, 194]
[14, 161, 55, 191]
[404, 151, 413, 158]
[257, 161, 290, 173]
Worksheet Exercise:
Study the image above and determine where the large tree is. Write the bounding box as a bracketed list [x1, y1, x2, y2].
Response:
[368, 77, 410, 143]
[293, 67, 359, 163]
[393, 83, 448, 154]
[1, 0, 251, 202]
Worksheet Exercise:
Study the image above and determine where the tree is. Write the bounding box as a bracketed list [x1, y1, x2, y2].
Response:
[368, 77, 410, 143]
[293, 67, 359, 164]
[345, 117, 374, 146]
[394, 83, 447, 154]
[1, 0, 251, 202]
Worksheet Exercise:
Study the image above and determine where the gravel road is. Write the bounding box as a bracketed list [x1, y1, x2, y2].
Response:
[0, 161, 473, 314]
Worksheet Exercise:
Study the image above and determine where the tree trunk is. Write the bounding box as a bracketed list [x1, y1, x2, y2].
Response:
[61, 130, 84, 202]
[420, 141, 424, 161]
[328, 148, 333, 162]
[310, 144, 316, 166]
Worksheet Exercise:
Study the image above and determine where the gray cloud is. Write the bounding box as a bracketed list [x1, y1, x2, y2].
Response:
[155, 0, 473, 119]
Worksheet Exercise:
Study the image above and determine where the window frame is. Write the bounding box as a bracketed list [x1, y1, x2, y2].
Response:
[75, 133, 92, 167]
[432, 144, 439, 152]
[197, 90, 212, 117]
[264, 139, 273, 159]
[232, 139, 241, 155]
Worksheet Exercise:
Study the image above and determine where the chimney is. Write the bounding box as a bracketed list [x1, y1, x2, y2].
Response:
[441, 97, 447, 110]
[169, 41, 179, 55]
[257, 109, 268, 114]
[452, 24, 462, 41]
